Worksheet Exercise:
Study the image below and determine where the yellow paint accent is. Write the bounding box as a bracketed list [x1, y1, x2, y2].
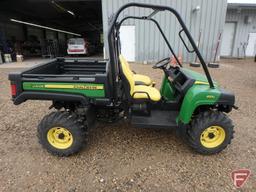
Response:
[47, 127, 73, 149]
[45, 84, 74, 89]
[200, 126, 226, 148]
[44, 84, 104, 90]
[194, 81, 209, 85]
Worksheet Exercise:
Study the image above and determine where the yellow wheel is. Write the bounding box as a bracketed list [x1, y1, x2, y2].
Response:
[187, 111, 234, 155]
[38, 111, 87, 156]
[47, 127, 73, 149]
[200, 126, 225, 148]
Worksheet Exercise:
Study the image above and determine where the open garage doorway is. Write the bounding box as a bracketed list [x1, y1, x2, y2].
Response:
[0, 0, 103, 64]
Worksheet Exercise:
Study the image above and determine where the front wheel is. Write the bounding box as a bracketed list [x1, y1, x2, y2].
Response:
[187, 111, 234, 155]
[37, 111, 87, 156]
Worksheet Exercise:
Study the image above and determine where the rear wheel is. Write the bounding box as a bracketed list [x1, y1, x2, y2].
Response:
[37, 111, 87, 156]
[187, 111, 234, 155]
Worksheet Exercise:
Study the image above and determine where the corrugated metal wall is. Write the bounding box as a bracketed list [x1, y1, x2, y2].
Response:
[225, 8, 256, 57]
[102, 0, 227, 63]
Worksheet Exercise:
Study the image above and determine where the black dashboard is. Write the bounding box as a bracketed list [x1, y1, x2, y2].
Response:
[166, 67, 195, 95]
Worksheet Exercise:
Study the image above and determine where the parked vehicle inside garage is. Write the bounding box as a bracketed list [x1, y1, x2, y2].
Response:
[67, 38, 96, 56]
[67, 38, 87, 55]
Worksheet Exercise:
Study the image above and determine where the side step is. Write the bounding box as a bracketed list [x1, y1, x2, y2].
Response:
[131, 110, 179, 129]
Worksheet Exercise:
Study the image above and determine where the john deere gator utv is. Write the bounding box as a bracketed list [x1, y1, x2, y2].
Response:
[9, 3, 236, 156]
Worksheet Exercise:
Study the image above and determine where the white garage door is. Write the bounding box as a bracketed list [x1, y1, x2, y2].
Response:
[119, 26, 135, 62]
[221, 22, 236, 56]
[246, 33, 256, 56]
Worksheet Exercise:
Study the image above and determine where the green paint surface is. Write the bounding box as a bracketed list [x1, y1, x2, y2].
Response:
[159, 68, 222, 124]
[23, 82, 105, 98]
[178, 85, 221, 124]
[160, 76, 176, 100]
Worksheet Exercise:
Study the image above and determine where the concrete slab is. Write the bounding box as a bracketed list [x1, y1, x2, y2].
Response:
[0, 55, 104, 69]
[0, 58, 54, 69]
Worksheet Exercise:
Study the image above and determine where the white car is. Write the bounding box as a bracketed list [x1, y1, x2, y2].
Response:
[67, 38, 87, 55]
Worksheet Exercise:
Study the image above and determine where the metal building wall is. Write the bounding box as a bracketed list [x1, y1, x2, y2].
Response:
[225, 8, 256, 57]
[102, 0, 227, 63]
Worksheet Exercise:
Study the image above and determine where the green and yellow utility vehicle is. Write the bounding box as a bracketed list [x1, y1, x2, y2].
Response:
[9, 3, 236, 156]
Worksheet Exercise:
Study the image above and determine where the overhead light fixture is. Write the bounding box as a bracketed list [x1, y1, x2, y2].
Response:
[67, 10, 75, 16]
[51, 0, 76, 17]
[10, 18, 81, 36]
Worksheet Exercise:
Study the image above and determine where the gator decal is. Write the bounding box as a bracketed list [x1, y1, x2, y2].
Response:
[23, 82, 105, 97]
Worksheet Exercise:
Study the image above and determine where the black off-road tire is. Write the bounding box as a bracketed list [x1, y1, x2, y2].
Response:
[208, 63, 220, 68]
[187, 111, 234, 155]
[37, 111, 87, 156]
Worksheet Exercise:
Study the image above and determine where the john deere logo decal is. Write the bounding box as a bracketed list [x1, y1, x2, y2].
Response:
[31, 84, 44, 88]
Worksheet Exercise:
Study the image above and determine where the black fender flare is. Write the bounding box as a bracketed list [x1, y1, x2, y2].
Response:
[215, 88, 235, 112]
[217, 88, 235, 106]
[13, 91, 89, 105]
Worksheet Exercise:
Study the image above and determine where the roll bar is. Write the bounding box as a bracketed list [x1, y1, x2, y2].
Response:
[108, 3, 215, 100]
[117, 16, 182, 68]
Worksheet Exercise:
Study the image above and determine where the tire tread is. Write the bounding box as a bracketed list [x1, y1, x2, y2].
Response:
[37, 111, 87, 157]
[187, 111, 234, 155]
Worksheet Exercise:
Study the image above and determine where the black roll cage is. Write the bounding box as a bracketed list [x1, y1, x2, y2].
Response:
[108, 3, 215, 101]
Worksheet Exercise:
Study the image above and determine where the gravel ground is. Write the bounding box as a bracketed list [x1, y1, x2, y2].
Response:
[0, 59, 255, 191]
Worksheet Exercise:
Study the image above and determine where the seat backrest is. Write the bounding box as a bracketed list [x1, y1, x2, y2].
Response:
[119, 55, 134, 96]
[120, 54, 132, 72]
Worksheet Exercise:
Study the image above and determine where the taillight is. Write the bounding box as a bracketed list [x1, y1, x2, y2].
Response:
[11, 84, 17, 97]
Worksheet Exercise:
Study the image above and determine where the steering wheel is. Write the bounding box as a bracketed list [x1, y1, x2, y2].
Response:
[152, 57, 170, 69]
